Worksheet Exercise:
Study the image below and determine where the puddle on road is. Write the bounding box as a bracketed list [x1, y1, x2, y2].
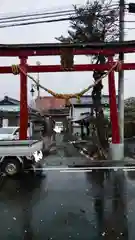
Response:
[0, 134, 134, 239]
[0, 169, 134, 239]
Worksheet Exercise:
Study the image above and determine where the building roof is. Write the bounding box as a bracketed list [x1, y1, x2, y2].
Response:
[0, 96, 38, 114]
[0, 96, 20, 105]
[70, 94, 118, 105]
[35, 96, 66, 111]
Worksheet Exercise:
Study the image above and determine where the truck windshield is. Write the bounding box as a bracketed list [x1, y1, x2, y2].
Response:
[0, 128, 16, 134]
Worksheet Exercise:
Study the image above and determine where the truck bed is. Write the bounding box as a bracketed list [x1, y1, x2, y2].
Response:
[0, 140, 43, 157]
[0, 140, 38, 146]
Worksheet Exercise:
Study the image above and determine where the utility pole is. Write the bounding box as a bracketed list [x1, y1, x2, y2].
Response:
[118, 0, 125, 158]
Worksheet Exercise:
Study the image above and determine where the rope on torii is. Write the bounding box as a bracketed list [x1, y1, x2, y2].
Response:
[11, 61, 121, 105]
[11, 60, 121, 159]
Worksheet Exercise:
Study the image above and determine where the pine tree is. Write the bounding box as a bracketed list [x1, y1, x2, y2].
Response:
[56, 0, 119, 152]
[56, 1, 119, 44]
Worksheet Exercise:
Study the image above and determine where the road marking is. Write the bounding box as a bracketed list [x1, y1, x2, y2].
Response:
[60, 170, 93, 173]
[33, 166, 135, 172]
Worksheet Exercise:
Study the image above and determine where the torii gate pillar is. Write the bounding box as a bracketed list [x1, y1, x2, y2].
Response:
[19, 56, 28, 140]
[108, 56, 124, 160]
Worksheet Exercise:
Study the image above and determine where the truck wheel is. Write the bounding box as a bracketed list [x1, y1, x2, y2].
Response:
[1, 158, 22, 176]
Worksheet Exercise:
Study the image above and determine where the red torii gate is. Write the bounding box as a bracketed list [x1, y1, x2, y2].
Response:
[0, 41, 135, 147]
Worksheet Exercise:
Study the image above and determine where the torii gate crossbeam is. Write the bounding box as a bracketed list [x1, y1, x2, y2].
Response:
[0, 63, 134, 73]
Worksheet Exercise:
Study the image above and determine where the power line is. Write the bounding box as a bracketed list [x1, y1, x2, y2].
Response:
[124, 20, 135, 23]
[0, 9, 120, 25]
[0, 4, 76, 19]
[0, 16, 80, 28]
[0, 9, 75, 21]
[0, 3, 119, 22]
[125, 27, 135, 30]
[0, 11, 75, 24]
[0, 3, 130, 29]
[0, 4, 119, 19]
[0, 12, 121, 29]
[0, 7, 120, 29]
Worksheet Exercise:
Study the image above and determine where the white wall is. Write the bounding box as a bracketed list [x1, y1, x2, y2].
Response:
[29, 98, 36, 109]
[70, 106, 110, 120]
[72, 107, 91, 120]
[2, 119, 8, 127]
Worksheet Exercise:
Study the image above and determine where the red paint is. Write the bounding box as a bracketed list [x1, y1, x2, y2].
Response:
[0, 62, 135, 74]
[26, 63, 135, 72]
[0, 46, 135, 57]
[19, 57, 28, 140]
[0, 43, 133, 144]
[108, 57, 120, 144]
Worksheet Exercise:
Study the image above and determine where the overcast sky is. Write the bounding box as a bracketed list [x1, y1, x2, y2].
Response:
[0, 0, 134, 102]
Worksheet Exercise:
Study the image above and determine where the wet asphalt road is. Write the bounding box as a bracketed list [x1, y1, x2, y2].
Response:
[0, 135, 135, 239]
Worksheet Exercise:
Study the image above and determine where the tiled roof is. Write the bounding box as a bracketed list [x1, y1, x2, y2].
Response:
[0, 96, 37, 113]
[70, 95, 118, 105]
[35, 96, 66, 111]
[0, 96, 20, 105]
